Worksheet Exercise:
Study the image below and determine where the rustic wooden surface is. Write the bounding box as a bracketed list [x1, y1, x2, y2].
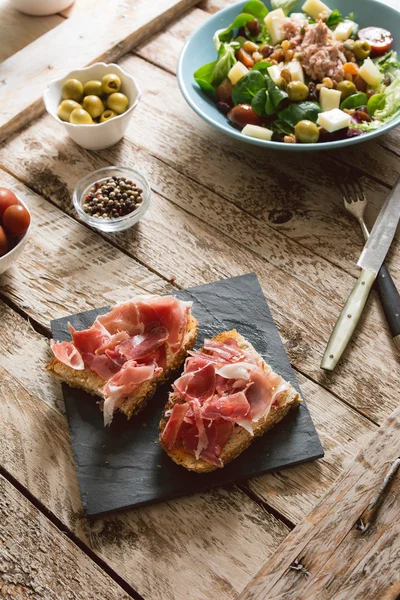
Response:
[0, 0, 399, 599]
[238, 408, 400, 600]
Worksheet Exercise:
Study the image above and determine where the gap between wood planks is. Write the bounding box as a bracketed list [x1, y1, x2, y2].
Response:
[0, 464, 146, 600]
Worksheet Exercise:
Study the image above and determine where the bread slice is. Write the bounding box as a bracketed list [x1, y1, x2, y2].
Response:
[159, 329, 301, 472]
[47, 313, 198, 419]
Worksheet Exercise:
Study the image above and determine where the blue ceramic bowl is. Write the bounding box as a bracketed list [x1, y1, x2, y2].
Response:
[178, 0, 400, 151]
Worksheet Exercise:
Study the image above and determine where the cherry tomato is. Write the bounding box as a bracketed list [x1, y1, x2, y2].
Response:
[2, 204, 31, 235]
[0, 226, 8, 256]
[0, 187, 19, 219]
[358, 27, 393, 55]
[228, 104, 264, 127]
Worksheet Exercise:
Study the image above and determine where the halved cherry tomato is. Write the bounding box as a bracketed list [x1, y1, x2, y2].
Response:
[2, 204, 31, 235]
[228, 104, 263, 127]
[358, 27, 393, 55]
[343, 62, 359, 75]
[0, 187, 19, 219]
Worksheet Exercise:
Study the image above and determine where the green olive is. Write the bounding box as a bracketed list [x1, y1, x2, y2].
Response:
[69, 108, 93, 124]
[354, 40, 371, 60]
[82, 95, 105, 119]
[100, 110, 117, 123]
[57, 99, 81, 122]
[102, 74, 122, 94]
[62, 78, 84, 102]
[287, 81, 309, 102]
[294, 120, 319, 143]
[83, 80, 103, 97]
[343, 39, 355, 52]
[106, 92, 129, 114]
[337, 80, 357, 100]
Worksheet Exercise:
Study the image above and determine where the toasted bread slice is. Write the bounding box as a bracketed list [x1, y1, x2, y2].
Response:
[47, 313, 198, 419]
[159, 329, 301, 472]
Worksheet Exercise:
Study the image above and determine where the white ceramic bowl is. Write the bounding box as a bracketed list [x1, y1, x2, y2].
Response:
[11, 0, 74, 15]
[0, 197, 31, 276]
[43, 63, 141, 150]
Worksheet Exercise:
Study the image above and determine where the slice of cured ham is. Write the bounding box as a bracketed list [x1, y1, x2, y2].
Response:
[68, 323, 110, 355]
[50, 340, 84, 370]
[162, 403, 189, 449]
[117, 326, 168, 361]
[82, 353, 121, 379]
[173, 362, 216, 404]
[97, 301, 144, 336]
[103, 360, 158, 402]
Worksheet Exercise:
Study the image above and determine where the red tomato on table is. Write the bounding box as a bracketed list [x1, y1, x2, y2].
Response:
[0, 226, 8, 256]
[358, 27, 393, 55]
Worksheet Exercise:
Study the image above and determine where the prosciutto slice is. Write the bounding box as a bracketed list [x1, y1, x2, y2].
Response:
[173, 362, 216, 404]
[162, 403, 189, 449]
[102, 360, 158, 402]
[202, 391, 251, 421]
[97, 301, 144, 336]
[82, 353, 120, 379]
[117, 326, 168, 361]
[68, 323, 109, 355]
[50, 340, 84, 370]
[198, 419, 234, 467]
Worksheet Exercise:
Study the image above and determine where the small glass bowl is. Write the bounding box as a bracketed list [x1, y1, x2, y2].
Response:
[73, 166, 151, 232]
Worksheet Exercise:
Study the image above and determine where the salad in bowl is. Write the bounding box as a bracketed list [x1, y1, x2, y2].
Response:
[192, 0, 400, 145]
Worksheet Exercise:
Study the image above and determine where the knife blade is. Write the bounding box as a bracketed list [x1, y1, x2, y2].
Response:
[321, 177, 400, 371]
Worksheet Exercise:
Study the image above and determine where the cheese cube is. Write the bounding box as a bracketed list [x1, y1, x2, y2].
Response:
[319, 87, 341, 111]
[228, 61, 249, 86]
[290, 12, 308, 21]
[242, 124, 273, 141]
[264, 8, 285, 45]
[288, 60, 305, 83]
[317, 108, 351, 132]
[302, 0, 332, 20]
[358, 57, 384, 87]
[267, 64, 284, 86]
[333, 21, 354, 41]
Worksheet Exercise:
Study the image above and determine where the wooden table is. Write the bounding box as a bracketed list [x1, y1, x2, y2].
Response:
[0, 1, 399, 598]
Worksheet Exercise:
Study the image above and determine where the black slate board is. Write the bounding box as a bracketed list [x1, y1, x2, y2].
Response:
[51, 273, 324, 517]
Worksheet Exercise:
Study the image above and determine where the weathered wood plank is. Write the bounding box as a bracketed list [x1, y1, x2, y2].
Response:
[0, 313, 289, 600]
[1, 133, 399, 425]
[238, 408, 400, 600]
[0, 475, 131, 600]
[0, 0, 198, 143]
[0, 298, 376, 529]
[0, 0, 63, 62]
[135, 4, 400, 188]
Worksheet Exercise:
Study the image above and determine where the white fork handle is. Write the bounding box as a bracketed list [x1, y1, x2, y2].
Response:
[321, 268, 376, 371]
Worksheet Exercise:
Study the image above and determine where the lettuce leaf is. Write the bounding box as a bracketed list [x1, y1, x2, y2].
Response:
[194, 43, 237, 97]
[270, 0, 297, 16]
[243, 0, 268, 20]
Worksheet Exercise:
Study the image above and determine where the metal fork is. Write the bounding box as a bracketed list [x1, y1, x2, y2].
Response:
[340, 178, 400, 351]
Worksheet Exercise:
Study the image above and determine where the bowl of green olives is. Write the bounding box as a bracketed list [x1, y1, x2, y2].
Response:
[43, 63, 141, 150]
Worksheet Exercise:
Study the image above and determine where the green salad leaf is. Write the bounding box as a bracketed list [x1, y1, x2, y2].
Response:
[252, 61, 272, 72]
[374, 50, 400, 76]
[270, 0, 297, 16]
[374, 75, 400, 121]
[214, 13, 255, 49]
[243, 0, 268, 20]
[367, 93, 386, 116]
[326, 9, 343, 28]
[340, 92, 368, 110]
[232, 70, 266, 105]
[252, 89, 268, 116]
[271, 119, 294, 135]
[194, 43, 237, 96]
[265, 76, 288, 112]
[278, 102, 321, 127]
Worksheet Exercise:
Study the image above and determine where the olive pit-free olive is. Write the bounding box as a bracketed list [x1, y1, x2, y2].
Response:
[62, 78, 84, 102]
[287, 81, 309, 102]
[83, 80, 103, 97]
[102, 74, 122, 94]
[57, 99, 81, 122]
[337, 80, 357, 100]
[82, 95, 105, 119]
[106, 92, 129, 114]
[354, 40, 371, 60]
[294, 120, 320, 143]
[100, 110, 117, 123]
[70, 108, 93, 124]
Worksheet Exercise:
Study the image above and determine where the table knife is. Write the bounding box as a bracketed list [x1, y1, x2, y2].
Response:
[321, 177, 400, 371]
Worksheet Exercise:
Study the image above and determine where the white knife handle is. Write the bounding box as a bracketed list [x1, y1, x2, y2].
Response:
[321, 268, 376, 371]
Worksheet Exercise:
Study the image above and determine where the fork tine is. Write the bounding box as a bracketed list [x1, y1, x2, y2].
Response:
[339, 179, 355, 204]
